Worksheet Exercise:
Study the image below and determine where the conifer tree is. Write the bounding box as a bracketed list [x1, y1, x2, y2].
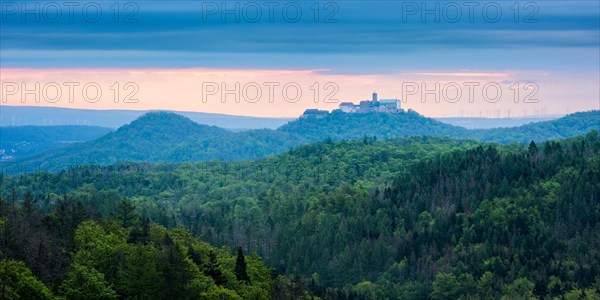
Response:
[204, 250, 227, 286]
[234, 246, 250, 283]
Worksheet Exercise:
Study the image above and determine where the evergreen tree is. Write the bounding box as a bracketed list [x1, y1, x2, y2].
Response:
[127, 217, 150, 244]
[22, 191, 33, 216]
[204, 250, 227, 286]
[528, 140, 539, 161]
[159, 236, 191, 300]
[115, 199, 137, 228]
[234, 246, 250, 283]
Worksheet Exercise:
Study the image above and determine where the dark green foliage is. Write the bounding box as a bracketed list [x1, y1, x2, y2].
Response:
[1, 131, 599, 299]
[235, 247, 250, 283]
[204, 250, 227, 286]
[128, 217, 150, 244]
[115, 199, 137, 228]
[528, 140, 538, 154]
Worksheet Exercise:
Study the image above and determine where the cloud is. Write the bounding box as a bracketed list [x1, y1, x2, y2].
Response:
[1, 1, 598, 70]
[1, 1, 597, 116]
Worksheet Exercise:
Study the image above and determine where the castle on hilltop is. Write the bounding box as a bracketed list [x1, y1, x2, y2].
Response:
[301, 92, 401, 118]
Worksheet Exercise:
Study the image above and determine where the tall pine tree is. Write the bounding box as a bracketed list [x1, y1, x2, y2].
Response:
[204, 250, 227, 286]
[234, 246, 250, 283]
[115, 199, 137, 228]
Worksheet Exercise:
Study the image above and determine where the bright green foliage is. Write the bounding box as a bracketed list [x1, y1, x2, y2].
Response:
[72, 220, 125, 278]
[501, 278, 536, 300]
[67, 221, 278, 299]
[200, 286, 242, 300]
[62, 264, 117, 300]
[0, 259, 54, 300]
[431, 273, 464, 300]
[115, 244, 162, 299]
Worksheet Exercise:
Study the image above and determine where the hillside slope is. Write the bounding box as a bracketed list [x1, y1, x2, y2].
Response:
[5, 110, 599, 173]
[9, 112, 231, 171]
[0, 125, 112, 159]
[0, 105, 292, 129]
[278, 110, 471, 141]
[2, 132, 599, 299]
[474, 110, 600, 143]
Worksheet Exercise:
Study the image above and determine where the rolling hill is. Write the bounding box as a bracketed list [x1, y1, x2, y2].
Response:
[3, 110, 598, 173]
[281, 110, 599, 143]
[0, 105, 292, 129]
[4, 112, 231, 171]
[0, 125, 112, 160]
[437, 115, 562, 129]
[472, 110, 600, 143]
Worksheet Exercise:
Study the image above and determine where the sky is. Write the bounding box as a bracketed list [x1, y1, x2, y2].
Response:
[1, 0, 599, 117]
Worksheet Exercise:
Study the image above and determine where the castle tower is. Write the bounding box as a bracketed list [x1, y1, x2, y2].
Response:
[372, 92, 378, 102]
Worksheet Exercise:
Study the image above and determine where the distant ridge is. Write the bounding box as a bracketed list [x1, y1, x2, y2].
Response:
[1, 105, 566, 130]
[2, 109, 598, 173]
[0, 125, 112, 160]
[436, 115, 563, 129]
[0, 105, 292, 129]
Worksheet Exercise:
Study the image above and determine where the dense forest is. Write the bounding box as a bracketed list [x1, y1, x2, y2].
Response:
[1, 131, 599, 299]
[0, 195, 314, 299]
[0, 126, 112, 159]
[4, 110, 598, 173]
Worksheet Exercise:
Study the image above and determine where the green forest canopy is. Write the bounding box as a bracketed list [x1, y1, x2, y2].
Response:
[1, 131, 599, 298]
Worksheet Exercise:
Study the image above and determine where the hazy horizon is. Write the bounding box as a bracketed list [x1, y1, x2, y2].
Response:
[1, 103, 584, 120]
[2, 1, 598, 117]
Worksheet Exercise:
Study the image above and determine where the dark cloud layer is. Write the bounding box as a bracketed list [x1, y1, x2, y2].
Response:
[1, 1, 598, 71]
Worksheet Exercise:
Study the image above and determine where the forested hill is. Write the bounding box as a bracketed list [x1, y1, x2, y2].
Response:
[5, 110, 598, 173]
[0, 125, 112, 159]
[278, 110, 471, 140]
[280, 110, 599, 143]
[5, 112, 233, 171]
[1, 132, 599, 299]
[78, 111, 232, 161]
[472, 110, 600, 143]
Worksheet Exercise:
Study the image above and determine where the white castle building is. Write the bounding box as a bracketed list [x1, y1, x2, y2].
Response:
[301, 92, 401, 118]
[338, 92, 401, 113]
